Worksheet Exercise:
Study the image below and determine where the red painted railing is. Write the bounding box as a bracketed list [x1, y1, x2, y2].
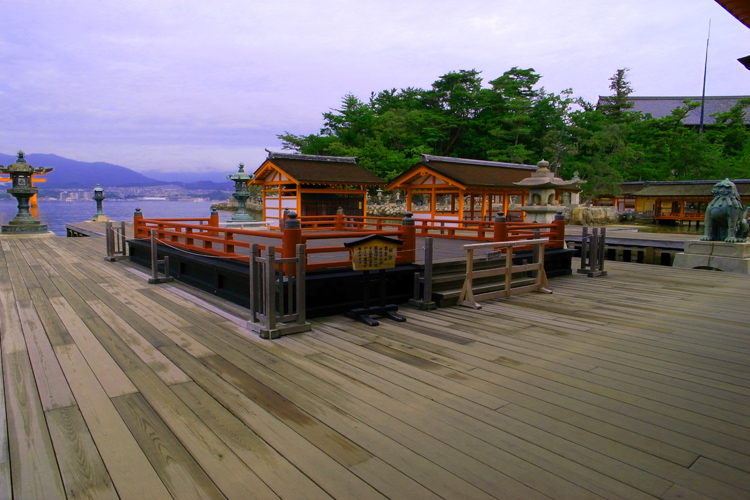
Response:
[133, 211, 564, 271]
[295, 212, 565, 248]
[134, 211, 416, 271]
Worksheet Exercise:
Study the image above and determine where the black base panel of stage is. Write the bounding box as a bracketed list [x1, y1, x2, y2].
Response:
[539, 248, 574, 278]
[127, 240, 573, 318]
[127, 239, 417, 318]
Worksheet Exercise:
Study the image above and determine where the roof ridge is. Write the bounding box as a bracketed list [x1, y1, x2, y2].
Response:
[420, 154, 537, 169]
[265, 150, 357, 163]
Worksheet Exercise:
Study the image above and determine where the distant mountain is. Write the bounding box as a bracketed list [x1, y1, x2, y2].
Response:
[140, 169, 232, 184]
[0, 153, 231, 189]
[0, 153, 161, 188]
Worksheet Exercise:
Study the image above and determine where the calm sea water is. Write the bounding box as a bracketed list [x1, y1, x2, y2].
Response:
[1, 199, 703, 237]
[0, 200, 238, 237]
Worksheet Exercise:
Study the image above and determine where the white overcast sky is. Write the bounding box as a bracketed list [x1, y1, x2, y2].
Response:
[2, 0, 749, 175]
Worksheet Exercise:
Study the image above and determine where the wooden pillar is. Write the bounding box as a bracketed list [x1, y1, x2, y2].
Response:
[493, 213, 508, 243]
[133, 208, 146, 238]
[335, 206, 344, 230]
[282, 212, 302, 274]
[553, 212, 566, 247]
[208, 209, 219, 236]
[399, 212, 416, 263]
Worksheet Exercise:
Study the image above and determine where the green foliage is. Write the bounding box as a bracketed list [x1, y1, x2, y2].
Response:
[277, 67, 750, 195]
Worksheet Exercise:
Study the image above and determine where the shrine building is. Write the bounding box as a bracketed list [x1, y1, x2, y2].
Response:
[385, 155, 538, 222]
[251, 151, 386, 228]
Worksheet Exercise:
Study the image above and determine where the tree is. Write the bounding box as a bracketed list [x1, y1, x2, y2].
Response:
[423, 69, 484, 155]
[599, 68, 635, 120]
[276, 66, 748, 188]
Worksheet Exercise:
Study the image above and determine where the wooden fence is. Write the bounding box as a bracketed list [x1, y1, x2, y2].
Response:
[248, 243, 311, 339]
[458, 238, 552, 309]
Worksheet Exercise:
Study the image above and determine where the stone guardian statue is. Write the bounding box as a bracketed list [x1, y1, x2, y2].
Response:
[700, 179, 749, 243]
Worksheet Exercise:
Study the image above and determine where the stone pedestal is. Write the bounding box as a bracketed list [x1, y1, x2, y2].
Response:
[516, 205, 565, 224]
[673, 241, 750, 273]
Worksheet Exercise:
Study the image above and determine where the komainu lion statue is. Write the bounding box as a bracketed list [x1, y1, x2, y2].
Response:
[701, 179, 749, 243]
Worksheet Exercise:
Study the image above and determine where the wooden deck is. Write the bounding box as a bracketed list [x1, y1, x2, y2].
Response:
[1, 233, 749, 499]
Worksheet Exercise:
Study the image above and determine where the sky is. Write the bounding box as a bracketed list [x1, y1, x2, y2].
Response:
[2, 0, 749, 177]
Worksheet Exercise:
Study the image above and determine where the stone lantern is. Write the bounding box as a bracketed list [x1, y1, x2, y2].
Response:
[227, 162, 255, 222]
[511, 160, 585, 223]
[91, 184, 110, 222]
[0, 151, 53, 234]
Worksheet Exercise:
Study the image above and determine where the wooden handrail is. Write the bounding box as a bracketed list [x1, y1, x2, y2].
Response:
[458, 238, 552, 309]
[133, 212, 565, 271]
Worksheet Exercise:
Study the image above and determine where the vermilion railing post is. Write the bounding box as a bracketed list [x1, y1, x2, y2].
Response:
[208, 209, 220, 236]
[399, 212, 416, 263]
[553, 211, 566, 248]
[283, 212, 303, 274]
[335, 206, 344, 230]
[133, 208, 146, 238]
[493, 212, 508, 243]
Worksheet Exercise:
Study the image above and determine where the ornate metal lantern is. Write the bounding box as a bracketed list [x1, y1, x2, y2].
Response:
[227, 163, 255, 222]
[0, 151, 53, 234]
[92, 184, 109, 222]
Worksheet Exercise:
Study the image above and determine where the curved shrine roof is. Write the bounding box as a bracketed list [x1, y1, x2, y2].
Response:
[388, 155, 537, 190]
[255, 151, 386, 185]
[620, 180, 750, 197]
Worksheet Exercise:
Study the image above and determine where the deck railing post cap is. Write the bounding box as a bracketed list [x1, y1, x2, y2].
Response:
[555, 210, 565, 220]
[285, 212, 300, 229]
[494, 212, 507, 223]
[402, 212, 415, 226]
[134, 208, 143, 217]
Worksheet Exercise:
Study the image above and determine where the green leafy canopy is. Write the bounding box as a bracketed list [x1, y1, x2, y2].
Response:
[277, 68, 750, 196]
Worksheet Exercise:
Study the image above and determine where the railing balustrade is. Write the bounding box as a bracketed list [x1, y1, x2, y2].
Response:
[133, 210, 564, 272]
[458, 238, 552, 309]
[248, 243, 311, 339]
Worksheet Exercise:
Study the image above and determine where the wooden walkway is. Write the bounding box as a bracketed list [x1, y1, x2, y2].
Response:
[0, 234, 749, 499]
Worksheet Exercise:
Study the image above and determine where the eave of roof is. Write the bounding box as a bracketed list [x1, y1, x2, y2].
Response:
[715, 0, 750, 29]
[254, 151, 386, 185]
[623, 179, 750, 197]
[387, 155, 538, 190]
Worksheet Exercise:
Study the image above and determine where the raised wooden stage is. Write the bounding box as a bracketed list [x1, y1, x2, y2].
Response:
[1, 233, 749, 499]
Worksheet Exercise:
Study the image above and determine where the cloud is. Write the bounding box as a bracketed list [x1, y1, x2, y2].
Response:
[2, 0, 748, 173]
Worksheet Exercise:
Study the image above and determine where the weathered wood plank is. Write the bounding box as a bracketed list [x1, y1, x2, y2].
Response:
[2, 236, 749, 500]
[86, 299, 191, 386]
[689, 456, 750, 493]
[298, 347, 660, 500]
[160, 346, 390, 500]
[49, 296, 138, 398]
[4, 350, 66, 499]
[112, 392, 227, 500]
[295, 331, 677, 496]
[171, 381, 335, 500]
[16, 299, 76, 411]
[54, 344, 172, 500]
[46, 405, 119, 500]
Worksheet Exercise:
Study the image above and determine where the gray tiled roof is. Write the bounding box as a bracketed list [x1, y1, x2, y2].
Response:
[596, 96, 750, 124]
[387, 155, 537, 189]
[620, 179, 750, 196]
[256, 151, 386, 185]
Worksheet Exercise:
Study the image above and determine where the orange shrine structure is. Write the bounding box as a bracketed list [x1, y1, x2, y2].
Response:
[386, 155, 538, 222]
[251, 151, 386, 229]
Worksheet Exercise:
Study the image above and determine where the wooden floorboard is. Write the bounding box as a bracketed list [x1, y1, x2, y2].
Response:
[1, 234, 749, 499]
